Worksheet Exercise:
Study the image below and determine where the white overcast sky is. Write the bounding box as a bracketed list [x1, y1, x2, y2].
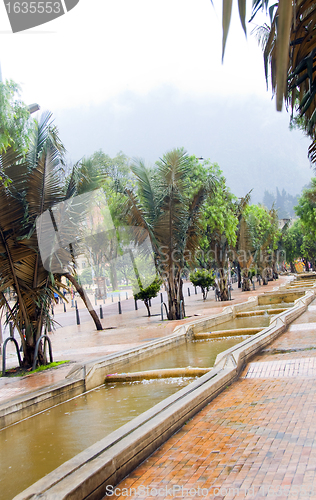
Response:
[0, 0, 313, 202]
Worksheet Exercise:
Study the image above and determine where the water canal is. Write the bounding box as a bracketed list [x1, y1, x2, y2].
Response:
[1, 335, 250, 499]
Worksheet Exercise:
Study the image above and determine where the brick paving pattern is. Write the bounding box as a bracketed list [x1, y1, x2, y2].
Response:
[108, 300, 316, 500]
[245, 357, 316, 378]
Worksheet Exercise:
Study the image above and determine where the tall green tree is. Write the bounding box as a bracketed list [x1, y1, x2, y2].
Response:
[0, 80, 33, 155]
[282, 220, 304, 272]
[294, 180, 316, 270]
[80, 151, 132, 292]
[133, 276, 162, 317]
[0, 113, 103, 367]
[126, 149, 211, 320]
[243, 204, 281, 284]
[295, 179, 316, 235]
[190, 161, 238, 300]
[190, 269, 215, 301]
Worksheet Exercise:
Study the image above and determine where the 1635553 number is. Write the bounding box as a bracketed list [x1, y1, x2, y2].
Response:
[5, 2, 62, 14]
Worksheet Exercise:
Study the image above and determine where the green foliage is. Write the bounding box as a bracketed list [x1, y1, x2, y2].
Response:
[185, 157, 237, 301]
[244, 204, 281, 271]
[186, 158, 237, 242]
[280, 183, 316, 269]
[281, 220, 303, 264]
[133, 275, 162, 302]
[133, 276, 162, 316]
[186, 158, 238, 269]
[75, 150, 132, 292]
[3, 360, 70, 377]
[79, 267, 93, 285]
[126, 149, 212, 319]
[189, 269, 215, 300]
[295, 179, 316, 236]
[0, 80, 33, 155]
[0, 112, 105, 366]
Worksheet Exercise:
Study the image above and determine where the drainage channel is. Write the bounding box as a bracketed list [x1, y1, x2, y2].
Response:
[1, 335, 249, 500]
[8, 293, 305, 500]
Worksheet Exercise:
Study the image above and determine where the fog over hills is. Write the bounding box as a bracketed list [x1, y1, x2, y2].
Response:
[55, 86, 313, 203]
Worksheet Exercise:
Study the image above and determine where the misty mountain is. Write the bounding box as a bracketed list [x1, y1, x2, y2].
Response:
[54, 86, 313, 202]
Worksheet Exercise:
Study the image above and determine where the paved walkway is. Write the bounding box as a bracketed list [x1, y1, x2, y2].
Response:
[0, 277, 289, 404]
[108, 290, 316, 499]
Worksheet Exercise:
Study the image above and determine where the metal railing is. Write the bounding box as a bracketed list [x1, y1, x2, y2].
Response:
[32, 334, 53, 371]
[1, 337, 22, 376]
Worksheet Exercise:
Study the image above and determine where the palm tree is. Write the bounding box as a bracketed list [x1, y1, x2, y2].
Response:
[125, 149, 210, 320]
[223, 1, 316, 165]
[0, 113, 103, 368]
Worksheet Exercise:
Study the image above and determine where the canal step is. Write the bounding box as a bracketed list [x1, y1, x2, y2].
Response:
[236, 308, 287, 317]
[104, 367, 211, 382]
[194, 327, 264, 339]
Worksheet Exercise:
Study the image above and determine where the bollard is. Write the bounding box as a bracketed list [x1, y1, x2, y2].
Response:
[9, 322, 14, 338]
[75, 301, 80, 325]
[160, 293, 163, 303]
[119, 293, 121, 302]
[111, 294, 113, 302]
[195, 286, 197, 295]
[94, 295, 97, 306]
[71, 298, 74, 308]
[99, 304, 103, 319]
[252, 281, 255, 290]
[126, 292, 128, 300]
[149, 298, 152, 307]
[134, 298, 138, 310]
[188, 287, 190, 297]
[118, 301, 122, 314]
[63, 302, 66, 312]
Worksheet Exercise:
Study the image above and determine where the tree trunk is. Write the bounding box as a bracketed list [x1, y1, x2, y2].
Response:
[303, 259, 310, 272]
[110, 262, 118, 291]
[166, 267, 183, 319]
[64, 273, 103, 330]
[219, 268, 229, 300]
[242, 277, 251, 291]
[23, 340, 46, 368]
[144, 299, 151, 317]
[290, 262, 295, 273]
[236, 262, 242, 288]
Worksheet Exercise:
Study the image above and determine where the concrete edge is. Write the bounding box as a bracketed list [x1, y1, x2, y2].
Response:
[0, 377, 85, 429]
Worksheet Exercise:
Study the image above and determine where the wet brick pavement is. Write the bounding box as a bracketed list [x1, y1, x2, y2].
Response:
[107, 289, 316, 500]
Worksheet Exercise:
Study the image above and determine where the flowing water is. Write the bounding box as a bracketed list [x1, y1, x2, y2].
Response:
[0, 335, 250, 499]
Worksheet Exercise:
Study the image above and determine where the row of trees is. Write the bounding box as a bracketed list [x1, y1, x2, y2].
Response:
[0, 79, 313, 367]
[79, 150, 285, 308]
[283, 179, 316, 273]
